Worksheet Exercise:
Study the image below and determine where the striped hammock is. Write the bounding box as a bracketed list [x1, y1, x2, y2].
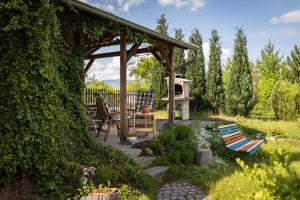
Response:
[218, 124, 265, 155]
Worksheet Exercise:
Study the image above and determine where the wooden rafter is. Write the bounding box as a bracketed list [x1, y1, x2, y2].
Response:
[126, 43, 141, 63]
[87, 47, 158, 60]
[62, 31, 75, 49]
[86, 47, 100, 56]
[151, 50, 164, 66]
[158, 47, 172, 70]
[84, 58, 96, 73]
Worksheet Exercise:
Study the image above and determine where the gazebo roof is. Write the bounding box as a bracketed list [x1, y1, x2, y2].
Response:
[60, 0, 198, 51]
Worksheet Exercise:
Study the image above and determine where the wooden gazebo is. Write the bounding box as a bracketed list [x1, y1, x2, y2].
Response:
[57, 0, 198, 141]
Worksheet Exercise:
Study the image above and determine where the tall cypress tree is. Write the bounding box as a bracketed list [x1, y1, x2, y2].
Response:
[206, 29, 224, 114]
[226, 28, 253, 116]
[173, 28, 186, 74]
[155, 14, 168, 36]
[186, 29, 206, 110]
[151, 14, 169, 108]
[287, 45, 300, 84]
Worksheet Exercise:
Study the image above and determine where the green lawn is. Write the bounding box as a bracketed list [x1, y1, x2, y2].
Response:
[152, 113, 300, 199]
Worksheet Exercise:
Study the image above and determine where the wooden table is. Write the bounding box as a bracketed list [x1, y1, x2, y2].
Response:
[133, 112, 156, 138]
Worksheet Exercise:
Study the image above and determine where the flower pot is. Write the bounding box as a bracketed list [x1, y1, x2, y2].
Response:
[81, 188, 120, 200]
[141, 105, 151, 114]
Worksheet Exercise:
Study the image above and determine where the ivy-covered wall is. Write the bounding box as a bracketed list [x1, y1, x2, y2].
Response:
[0, 0, 89, 189]
[0, 1, 150, 198]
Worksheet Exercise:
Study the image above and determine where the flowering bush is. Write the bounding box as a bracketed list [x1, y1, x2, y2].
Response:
[191, 123, 222, 150]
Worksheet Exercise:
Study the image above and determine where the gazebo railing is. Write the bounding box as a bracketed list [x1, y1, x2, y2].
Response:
[84, 88, 138, 110]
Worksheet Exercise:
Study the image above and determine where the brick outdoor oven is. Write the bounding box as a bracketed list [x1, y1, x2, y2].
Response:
[163, 74, 194, 120]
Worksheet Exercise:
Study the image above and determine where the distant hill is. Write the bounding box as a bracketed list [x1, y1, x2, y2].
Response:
[103, 79, 134, 88]
[103, 79, 120, 88]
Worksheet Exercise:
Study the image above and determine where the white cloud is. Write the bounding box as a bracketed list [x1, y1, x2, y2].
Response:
[158, 0, 206, 11]
[87, 57, 121, 81]
[271, 8, 300, 24]
[221, 48, 232, 64]
[257, 29, 300, 38]
[203, 42, 210, 65]
[79, 0, 144, 13]
[118, 0, 145, 12]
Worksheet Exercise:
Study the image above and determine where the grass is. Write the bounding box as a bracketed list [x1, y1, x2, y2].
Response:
[210, 114, 300, 139]
[151, 113, 300, 199]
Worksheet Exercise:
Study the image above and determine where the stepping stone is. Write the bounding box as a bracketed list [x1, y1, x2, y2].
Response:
[123, 148, 142, 159]
[134, 156, 156, 168]
[144, 166, 169, 178]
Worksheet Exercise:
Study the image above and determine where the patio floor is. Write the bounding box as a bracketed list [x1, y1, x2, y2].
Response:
[89, 125, 154, 159]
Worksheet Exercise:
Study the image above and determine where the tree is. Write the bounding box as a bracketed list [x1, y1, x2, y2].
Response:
[129, 56, 156, 88]
[148, 14, 169, 108]
[186, 29, 206, 110]
[155, 14, 168, 36]
[223, 58, 233, 92]
[206, 29, 224, 114]
[287, 45, 300, 84]
[271, 80, 300, 120]
[173, 28, 186, 74]
[255, 41, 282, 110]
[226, 28, 253, 116]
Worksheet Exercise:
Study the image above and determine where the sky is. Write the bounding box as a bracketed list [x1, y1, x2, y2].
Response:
[82, 0, 300, 81]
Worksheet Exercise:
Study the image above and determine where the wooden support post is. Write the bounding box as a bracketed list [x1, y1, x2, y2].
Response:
[120, 35, 127, 142]
[168, 48, 174, 123]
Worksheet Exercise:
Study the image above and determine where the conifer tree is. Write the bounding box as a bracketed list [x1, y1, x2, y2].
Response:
[186, 29, 206, 110]
[150, 14, 169, 108]
[287, 45, 300, 84]
[256, 41, 282, 109]
[155, 14, 168, 36]
[226, 28, 253, 116]
[206, 29, 224, 113]
[173, 28, 186, 74]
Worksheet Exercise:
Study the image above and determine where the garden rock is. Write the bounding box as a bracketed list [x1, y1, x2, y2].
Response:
[195, 148, 213, 166]
[144, 148, 154, 156]
[83, 166, 96, 178]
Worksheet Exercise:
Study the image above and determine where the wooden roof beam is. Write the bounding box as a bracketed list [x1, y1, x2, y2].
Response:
[126, 43, 141, 63]
[87, 47, 157, 59]
[84, 58, 95, 73]
[158, 47, 173, 70]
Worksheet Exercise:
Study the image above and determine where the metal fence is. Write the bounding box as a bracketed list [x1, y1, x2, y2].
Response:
[84, 88, 138, 110]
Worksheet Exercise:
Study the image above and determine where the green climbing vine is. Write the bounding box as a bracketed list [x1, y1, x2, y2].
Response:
[0, 0, 151, 199]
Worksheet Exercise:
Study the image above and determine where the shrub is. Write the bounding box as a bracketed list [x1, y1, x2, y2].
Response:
[174, 124, 193, 141]
[149, 140, 164, 155]
[157, 128, 176, 147]
[267, 127, 288, 138]
[167, 149, 181, 163]
[120, 184, 151, 200]
[156, 125, 197, 165]
[192, 124, 222, 150]
[271, 80, 300, 120]
[181, 147, 196, 165]
[237, 150, 300, 200]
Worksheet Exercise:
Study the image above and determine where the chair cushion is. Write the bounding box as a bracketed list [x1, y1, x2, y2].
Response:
[135, 91, 154, 112]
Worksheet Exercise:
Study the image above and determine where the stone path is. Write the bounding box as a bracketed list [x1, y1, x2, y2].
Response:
[157, 182, 209, 200]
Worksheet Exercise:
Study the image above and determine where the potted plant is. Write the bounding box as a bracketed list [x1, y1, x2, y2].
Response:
[141, 96, 151, 114]
[194, 127, 214, 166]
[81, 181, 120, 200]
